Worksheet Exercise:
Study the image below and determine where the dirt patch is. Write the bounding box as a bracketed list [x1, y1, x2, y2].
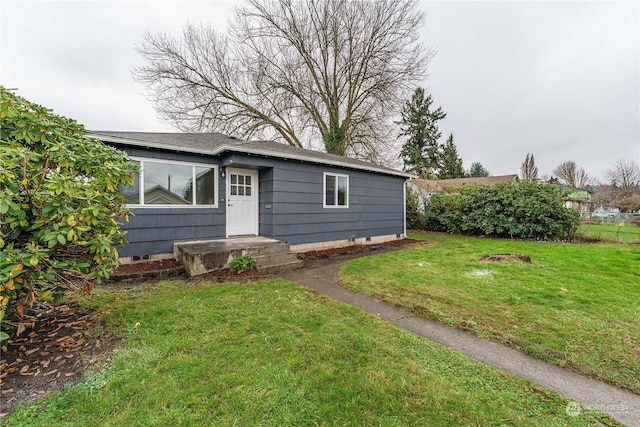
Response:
[479, 253, 532, 264]
[0, 301, 119, 415]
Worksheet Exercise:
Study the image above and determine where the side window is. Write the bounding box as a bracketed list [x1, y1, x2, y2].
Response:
[324, 172, 349, 208]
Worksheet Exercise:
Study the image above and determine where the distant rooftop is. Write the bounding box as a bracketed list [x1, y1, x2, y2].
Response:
[412, 174, 519, 193]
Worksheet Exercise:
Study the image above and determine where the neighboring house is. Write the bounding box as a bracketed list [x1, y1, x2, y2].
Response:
[141, 185, 191, 205]
[558, 185, 592, 217]
[91, 132, 411, 261]
[411, 174, 518, 194]
[409, 175, 519, 206]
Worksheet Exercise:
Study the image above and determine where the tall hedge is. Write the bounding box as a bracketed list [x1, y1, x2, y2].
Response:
[422, 180, 580, 239]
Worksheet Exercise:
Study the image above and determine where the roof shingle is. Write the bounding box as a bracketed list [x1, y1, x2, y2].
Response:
[90, 131, 411, 178]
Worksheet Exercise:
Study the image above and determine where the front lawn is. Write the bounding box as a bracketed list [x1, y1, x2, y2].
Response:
[2, 279, 606, 426]
[340, 232, 640, 394]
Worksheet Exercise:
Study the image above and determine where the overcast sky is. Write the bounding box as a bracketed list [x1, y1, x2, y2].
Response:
[1, 0, 638, 181]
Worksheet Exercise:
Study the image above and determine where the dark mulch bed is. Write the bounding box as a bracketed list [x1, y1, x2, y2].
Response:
[189, 268, 270, 282]
[111, 258, 270, 284]
[110, 238, 426, 282]
[0, 301, 120, 415]
[299, 238, 427, 259]
[115, 258, 182, 274]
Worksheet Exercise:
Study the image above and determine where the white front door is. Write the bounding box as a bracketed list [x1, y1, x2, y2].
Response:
[226, 168, 258, 236]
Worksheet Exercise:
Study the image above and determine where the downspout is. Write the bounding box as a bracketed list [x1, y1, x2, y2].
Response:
[403, 178, 408, 238]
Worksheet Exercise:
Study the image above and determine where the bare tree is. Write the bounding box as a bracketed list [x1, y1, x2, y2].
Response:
[606, 159, 640, 195]
[520, 153, 538, 180]
[134, 0, 433, 161]
[552, 161, 592, 188]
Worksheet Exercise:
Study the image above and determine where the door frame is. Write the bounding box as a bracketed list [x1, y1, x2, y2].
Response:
[225, 168, 259, 237]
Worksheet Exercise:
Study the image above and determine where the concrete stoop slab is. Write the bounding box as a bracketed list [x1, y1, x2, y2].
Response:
[174, 237, 303, 276]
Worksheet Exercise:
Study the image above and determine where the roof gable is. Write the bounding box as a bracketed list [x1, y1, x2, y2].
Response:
[90, 131, 411, 178]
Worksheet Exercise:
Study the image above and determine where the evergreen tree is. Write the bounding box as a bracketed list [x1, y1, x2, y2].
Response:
[398, 87, 446, 178]
[438, 134, 465, 179]
[467, 162, 490, 177]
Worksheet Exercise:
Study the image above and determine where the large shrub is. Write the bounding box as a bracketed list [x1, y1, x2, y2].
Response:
[405, 186, 424, 229]
[0, 88, 137, 339]
[422, 180, 580, 239]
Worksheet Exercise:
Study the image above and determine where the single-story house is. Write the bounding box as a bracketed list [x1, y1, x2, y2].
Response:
[91, 132, 411, 262]
[558, 185, 592, 217]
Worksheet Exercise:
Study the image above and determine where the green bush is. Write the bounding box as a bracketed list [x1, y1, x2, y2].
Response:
[0, 87, 137, 339]
[422, 181, 580, 239]
[229, 256, 256, 273]
[405, 186, 424, 229]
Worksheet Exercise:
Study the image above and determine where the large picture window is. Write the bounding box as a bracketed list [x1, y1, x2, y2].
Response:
[324, 172, 349, 208]
[121, 158, 217, 207]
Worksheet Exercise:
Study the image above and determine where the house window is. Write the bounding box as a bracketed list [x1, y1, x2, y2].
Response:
[324, 172, 349, 208]
[121, 158, 217, 207]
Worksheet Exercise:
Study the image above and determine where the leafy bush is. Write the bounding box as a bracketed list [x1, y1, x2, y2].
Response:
[422, 181, 580, 239]
[405, 186, 424, 229]
[229, 256, 256, 273]
[0, 87, 137, 339]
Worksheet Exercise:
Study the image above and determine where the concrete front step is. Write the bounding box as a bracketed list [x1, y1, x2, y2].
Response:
[174, 237, 303, 277]
[257, 258, 304, 274]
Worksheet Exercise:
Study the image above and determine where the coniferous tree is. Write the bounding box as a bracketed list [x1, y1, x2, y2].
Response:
[439, 134, 465, 179]
[398, 87, 446, 178]
[467, 162, 490, 177]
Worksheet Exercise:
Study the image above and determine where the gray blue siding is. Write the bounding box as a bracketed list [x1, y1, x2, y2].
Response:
[113, 145, 406, 257]
[224, 154, 406, 246]
[115, 146, 226, 257]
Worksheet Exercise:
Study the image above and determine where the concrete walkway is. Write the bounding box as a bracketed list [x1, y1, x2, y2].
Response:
[277, 248, 640, 426]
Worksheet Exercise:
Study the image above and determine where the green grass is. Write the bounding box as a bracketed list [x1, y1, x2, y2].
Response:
[578, 222, 640, 243]
[340, 232, 640, 395]
[3, 279, 610, 426]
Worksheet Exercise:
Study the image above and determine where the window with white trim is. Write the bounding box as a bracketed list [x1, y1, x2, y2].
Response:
[324, 172, 349, 208]
[120, 158, 218, 207]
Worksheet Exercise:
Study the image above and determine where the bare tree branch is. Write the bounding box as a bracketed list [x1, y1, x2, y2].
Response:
[606, 158, 640, 193]
[133, 0, 433, 162]
[552, 160, 592, 188]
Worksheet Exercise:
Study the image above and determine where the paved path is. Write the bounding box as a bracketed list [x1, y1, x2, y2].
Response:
[277, 249, 640, 426]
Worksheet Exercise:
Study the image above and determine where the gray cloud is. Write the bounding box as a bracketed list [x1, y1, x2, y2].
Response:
[422, 1, 639, 179]
[1, 0, 637, 181]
